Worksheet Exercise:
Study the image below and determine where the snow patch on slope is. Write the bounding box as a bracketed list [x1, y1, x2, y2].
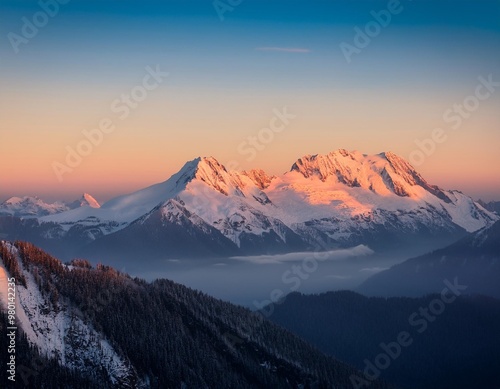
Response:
[0, 243, 134, 384]
[440, 191, 497, 232]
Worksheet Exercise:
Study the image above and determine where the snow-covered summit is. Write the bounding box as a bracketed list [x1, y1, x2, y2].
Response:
[270, 149, 497, 232]
[0, 194, 101, 217]
[287, 149, 455, 203]
[290, 149, 362, 182]
[4, 150, 498, 257]
[191, 157, 246, 196]
[0, 196, 69, 217]
[66, 193, 101, 209]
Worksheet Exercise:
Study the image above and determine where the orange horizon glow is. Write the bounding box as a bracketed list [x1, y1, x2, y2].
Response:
[1, 2, 499, 204]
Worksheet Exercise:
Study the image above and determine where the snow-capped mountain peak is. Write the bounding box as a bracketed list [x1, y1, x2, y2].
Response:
[80, 193, 100, 208]
[66, 193, 101, 209]
[380, 151, 452, 202]
[4, 149, 498, 258]
[191, 157, 246, 196]
[289, 148, 379, 188]
[0, 196, 69, 217]
[0, 194, 101, 217]
[167, 156, 245, 196]
[288, 149, 452, 201]
[175, 156, 264, 197]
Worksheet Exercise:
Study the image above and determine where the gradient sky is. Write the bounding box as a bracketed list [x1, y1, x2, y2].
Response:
[1, 0, 500, 203]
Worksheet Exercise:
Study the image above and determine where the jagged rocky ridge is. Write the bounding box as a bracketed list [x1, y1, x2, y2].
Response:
[0, 150, 496, 260]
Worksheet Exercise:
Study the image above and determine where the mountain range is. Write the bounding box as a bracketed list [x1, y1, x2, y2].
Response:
[0, 150, 496, 262]
[0, 194, 100, 217]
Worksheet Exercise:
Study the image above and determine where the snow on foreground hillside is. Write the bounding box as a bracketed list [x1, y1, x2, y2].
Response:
[0, 242, 134, 386]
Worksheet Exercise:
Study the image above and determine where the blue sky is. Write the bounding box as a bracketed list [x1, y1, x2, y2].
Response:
[1, 0, 500, 201]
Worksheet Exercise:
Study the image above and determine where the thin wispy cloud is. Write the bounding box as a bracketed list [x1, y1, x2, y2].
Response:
[359, 267, 389, 273]
[231, 245, 374, 265]
[255, 47, 311, 53]
[324, 274, 352, 280]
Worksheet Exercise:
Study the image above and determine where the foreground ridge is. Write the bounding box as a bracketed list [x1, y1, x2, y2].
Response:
[0, 240, 391, 388]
